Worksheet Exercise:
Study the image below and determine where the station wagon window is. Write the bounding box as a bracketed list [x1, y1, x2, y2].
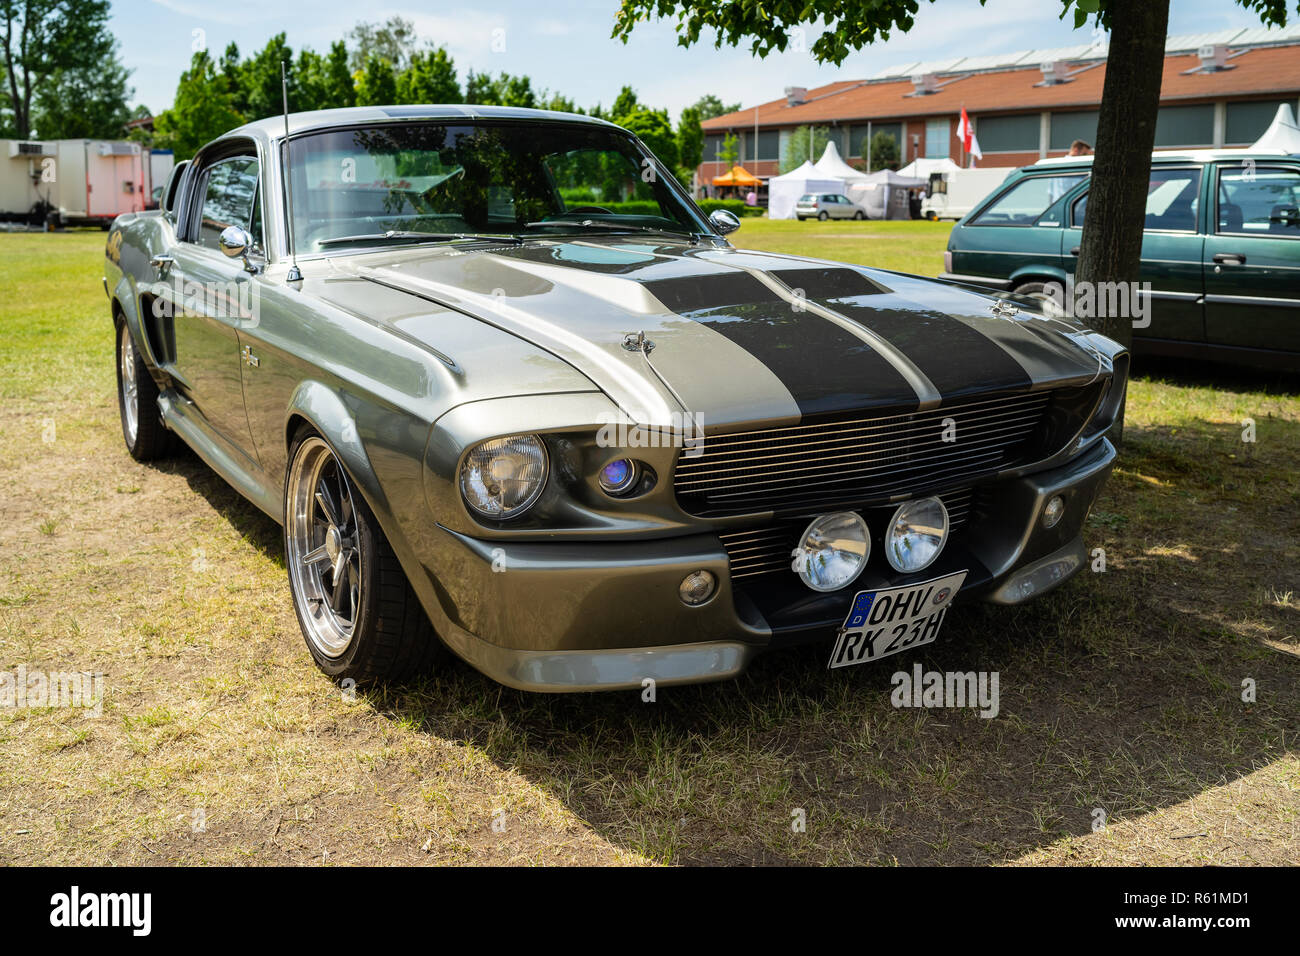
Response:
[1071, 167, 1202, 232]
[1216, 165, 1300, 237]
[286, 122, 708, 251]
[196, 155, 262, 252]
[971, 175, 1085, 225]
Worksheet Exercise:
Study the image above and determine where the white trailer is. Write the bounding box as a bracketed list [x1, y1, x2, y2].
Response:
[0, 138, 149, 227]
[923, 167, 1014, 221]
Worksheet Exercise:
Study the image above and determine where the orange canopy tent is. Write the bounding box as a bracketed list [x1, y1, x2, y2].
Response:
[711, 165, 762, 187]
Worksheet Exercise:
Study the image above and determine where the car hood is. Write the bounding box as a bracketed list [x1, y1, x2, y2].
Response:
[323, 238, 1108, 430]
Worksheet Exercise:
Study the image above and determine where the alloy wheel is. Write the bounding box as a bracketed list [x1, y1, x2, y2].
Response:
[286, 437, 363, 658]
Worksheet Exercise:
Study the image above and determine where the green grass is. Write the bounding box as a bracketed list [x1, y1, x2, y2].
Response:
[0, 228, 1296, 867]
[729, 217, 953, 274]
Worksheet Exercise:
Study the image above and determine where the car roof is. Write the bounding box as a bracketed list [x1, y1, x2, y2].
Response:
[226, 104, 619, 142]
[1031, 148, 1297, 169]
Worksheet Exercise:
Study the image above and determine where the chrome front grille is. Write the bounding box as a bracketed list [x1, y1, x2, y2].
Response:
[674, 392, 1051, 517]
[719, 489, 976, 581]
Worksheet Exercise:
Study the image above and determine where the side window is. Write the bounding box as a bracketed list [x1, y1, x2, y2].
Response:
[1070, 167, 1202, 232]
[1143, 167, 1201, 231]
[1217, 165, 1300, 237]
[972, 175, 1086, 225]
[197, 156, 261, 251]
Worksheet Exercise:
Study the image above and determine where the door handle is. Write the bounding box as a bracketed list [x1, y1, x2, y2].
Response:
[149, 254, 174, 274]
[1069, 246, 1080, 256]
[1212, 253, 1246, 265]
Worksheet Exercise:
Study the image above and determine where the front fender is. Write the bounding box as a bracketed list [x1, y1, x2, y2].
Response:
[283, 379, 384, 517]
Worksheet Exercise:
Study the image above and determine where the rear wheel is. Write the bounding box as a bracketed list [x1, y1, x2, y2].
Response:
[284, 429, 444, 683]
[818, 210, 829, 221]
[116, 321, 172, 461]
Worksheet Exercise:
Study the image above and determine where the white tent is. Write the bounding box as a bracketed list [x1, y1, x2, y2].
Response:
[848, 169, 927, 220]
[897, 157, 962, 180]
[812, 141, 871, 183]
[1251, 103, 1300, 154]
[766, 160, 844, 220]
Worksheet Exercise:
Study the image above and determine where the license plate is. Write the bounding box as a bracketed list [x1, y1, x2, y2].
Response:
[828, 571, 967, 669]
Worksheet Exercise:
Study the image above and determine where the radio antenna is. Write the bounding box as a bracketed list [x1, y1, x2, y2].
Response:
[281, 60, 302, 283]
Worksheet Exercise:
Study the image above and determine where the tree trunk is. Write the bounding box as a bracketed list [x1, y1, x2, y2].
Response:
[1075, 0, 1170, 441]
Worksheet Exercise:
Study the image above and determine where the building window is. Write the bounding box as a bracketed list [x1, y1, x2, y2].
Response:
[976, 113, 1040, 153]
[1154, 104, 1214, 147]
[704, 134, 728, 162]
[849, 122, 902, 159]
[1050, 111, 1099, 151]
[747, 130, 780, 161]
[1225, 100, 1296, 145]
[925, 118, 950, 158]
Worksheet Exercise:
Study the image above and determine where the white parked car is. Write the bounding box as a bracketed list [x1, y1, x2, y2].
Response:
[795, 193, 866, 220]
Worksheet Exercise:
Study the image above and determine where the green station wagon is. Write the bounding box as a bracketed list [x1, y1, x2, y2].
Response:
[940, 151, 1300, 369]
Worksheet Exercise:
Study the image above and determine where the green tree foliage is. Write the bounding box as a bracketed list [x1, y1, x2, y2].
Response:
[621, 106, 679, 170]
[347, 16, 419, 72]
[2, 0, 119, 138]
[239, 33, 293, 122]
[396, 48, 461, 104]
[718, 131, 739, 169]
[690, 94, 740, 121]
[676, 105, 704, 172]
[865, 130, 900, 171]
[355, 54, 397, 107]
[780, 125, 832, 173]
[32, 39, 132, 138]
[153, 51, 244, 159]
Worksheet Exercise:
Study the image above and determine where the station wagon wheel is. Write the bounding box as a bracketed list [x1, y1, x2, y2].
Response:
[1012, 279, 1065, 304]
[818, 210, 829, 221]
[284, 428, 445, 683]
[115, 319, 172, 461]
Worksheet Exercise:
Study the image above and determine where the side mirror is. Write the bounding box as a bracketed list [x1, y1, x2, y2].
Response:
[708, 209, 741, 236]
[219, 225, 260, 274]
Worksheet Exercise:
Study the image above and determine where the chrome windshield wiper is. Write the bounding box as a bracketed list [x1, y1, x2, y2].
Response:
[523, 219, 698, 242]
[317, 231, 525, 248]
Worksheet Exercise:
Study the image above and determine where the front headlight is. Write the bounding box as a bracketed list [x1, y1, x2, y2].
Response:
[459, 434, 549, 519]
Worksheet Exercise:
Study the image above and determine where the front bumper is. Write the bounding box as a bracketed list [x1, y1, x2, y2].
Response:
[427, 439, 1116, 691]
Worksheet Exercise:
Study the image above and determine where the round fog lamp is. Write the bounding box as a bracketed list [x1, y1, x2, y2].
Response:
[598, 458, 638, 495]
[1042, 495, 1065, 529]
[792, 512, 870, 593]
[679, 570, 717, 606]
[885, 497, 949, 573]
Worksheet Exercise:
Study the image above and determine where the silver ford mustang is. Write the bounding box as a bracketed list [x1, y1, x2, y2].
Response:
[103, 106, 1127, 691]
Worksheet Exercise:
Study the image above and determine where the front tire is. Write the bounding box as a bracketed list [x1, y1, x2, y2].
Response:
[284, 429, 444, 684]
[116, 321, 172, 461]
[853, 210, 865, 220]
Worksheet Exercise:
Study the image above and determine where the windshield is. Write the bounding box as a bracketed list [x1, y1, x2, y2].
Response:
[286, 121, 708, 250]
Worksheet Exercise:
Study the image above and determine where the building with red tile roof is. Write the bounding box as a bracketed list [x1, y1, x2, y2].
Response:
[696, 27, 1300, 195]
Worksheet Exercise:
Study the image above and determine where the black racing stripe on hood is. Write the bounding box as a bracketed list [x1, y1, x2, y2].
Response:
[646, 273, 783, 312]
[681, 302, 919, 416]
[819, 297, 1032, 400]
[769, 268, 887, 298]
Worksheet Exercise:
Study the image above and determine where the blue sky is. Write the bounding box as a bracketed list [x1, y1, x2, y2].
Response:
[114, 0, 1279, 118]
